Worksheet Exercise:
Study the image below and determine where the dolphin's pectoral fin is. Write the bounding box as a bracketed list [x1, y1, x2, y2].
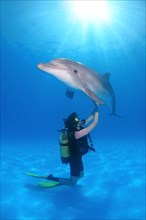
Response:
[83, 88, 105, 105]
[66, 89, 75, 99]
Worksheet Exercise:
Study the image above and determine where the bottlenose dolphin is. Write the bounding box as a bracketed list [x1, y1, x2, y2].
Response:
[37, 58, 117, 115]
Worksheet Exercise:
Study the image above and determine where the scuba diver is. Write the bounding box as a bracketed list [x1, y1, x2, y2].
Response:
[46, 102, 99, 186]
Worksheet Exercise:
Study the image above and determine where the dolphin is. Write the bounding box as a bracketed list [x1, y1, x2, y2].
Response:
[37, 58, 117, 115]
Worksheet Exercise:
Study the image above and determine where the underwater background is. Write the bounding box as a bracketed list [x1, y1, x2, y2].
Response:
[1, 1, 145, 220]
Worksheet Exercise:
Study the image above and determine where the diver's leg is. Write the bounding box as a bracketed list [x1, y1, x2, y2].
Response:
[46, 156, 82, 186]
[79, 157, 84, 179]
[79, 171, 84, 179]
[59, 176, 79, 186]
[46, 174, 79, 186]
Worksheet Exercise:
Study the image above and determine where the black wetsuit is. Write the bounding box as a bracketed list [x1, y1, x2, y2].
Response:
[68, 131, 89, 177]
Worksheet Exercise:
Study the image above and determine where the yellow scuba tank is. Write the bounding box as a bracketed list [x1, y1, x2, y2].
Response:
[59, 129, 70, 164]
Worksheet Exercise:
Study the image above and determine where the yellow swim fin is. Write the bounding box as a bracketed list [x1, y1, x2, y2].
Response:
[25, 172, 47, 179]
[38, 181, 61, 188]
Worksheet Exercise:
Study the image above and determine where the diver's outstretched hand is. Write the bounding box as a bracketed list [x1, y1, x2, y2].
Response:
[92, 101, 99, 112]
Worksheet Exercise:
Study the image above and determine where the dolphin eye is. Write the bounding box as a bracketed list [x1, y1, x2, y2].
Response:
[74, 69, 78, 74]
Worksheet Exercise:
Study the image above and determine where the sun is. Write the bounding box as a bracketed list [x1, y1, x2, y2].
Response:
[70, 1, 111, 24]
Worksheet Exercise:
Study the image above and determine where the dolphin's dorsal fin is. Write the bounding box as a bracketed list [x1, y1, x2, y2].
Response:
[102, 72, 111, 81]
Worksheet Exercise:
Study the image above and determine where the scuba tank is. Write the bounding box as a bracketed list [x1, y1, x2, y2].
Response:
[59, 129, 70, 164]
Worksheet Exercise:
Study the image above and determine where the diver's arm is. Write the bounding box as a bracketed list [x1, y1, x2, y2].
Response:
[85, 114, 94, 125]
[85, 102, 99, 125]
[75, 108, 99, 139]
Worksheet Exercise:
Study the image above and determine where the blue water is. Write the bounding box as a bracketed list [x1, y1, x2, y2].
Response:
[1, 1, 145, 220]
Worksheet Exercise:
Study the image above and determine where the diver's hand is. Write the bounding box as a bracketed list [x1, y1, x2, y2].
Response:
[93, 102, 99, 112]
[92, 100, 99, 106]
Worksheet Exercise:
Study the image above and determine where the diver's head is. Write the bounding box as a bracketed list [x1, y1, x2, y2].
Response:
[65, 112, 85, 131]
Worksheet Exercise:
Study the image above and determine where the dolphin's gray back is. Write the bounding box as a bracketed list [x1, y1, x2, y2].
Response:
[57, 59, 115, 109]
[76, 63, 111, 96]
[77, 63, 116, 113]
